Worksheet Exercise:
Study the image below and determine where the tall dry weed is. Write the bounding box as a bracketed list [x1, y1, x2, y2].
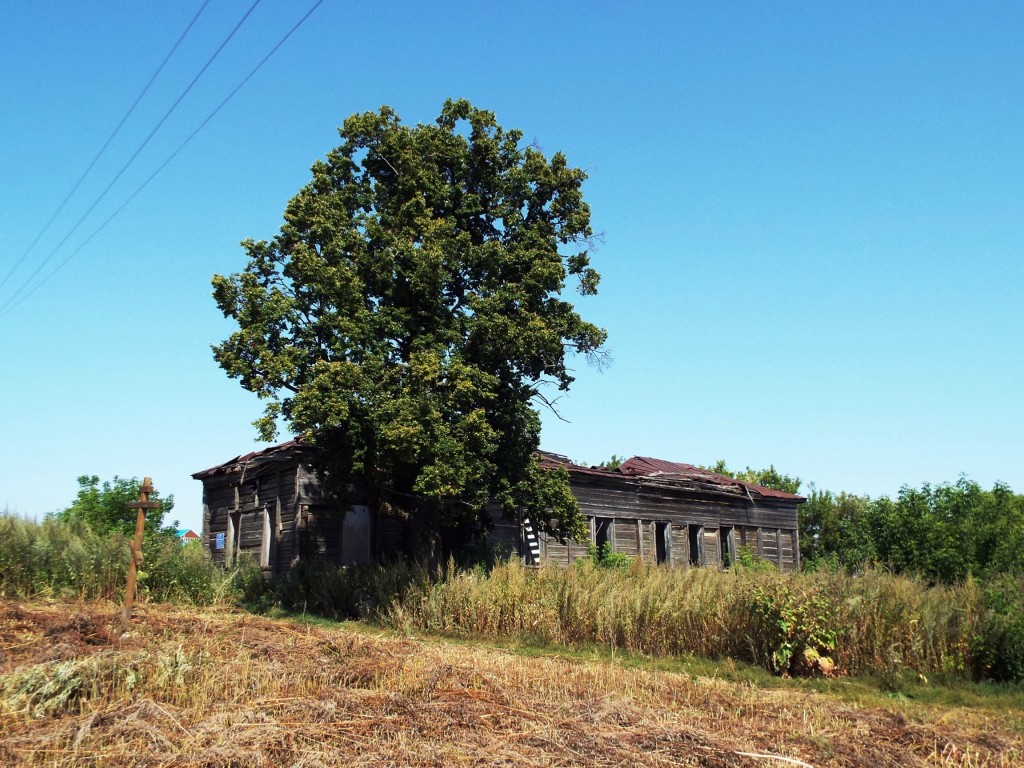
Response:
[0, 514, 236, 605]
[382, 559, 1019, 680]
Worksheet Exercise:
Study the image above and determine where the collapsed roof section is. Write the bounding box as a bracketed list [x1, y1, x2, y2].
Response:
[191, 438, 310, 481]
[538, 452, 804, 504]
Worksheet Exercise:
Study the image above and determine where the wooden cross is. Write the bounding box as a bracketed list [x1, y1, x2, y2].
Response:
[122, 477, 161, 622]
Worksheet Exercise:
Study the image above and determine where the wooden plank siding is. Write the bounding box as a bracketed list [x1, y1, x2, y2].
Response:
[702, 528, 721, 569]
[196, 445, 802, 575]
[779, 529, 798, 571]
[376, 508, 407, 558]
[640, 521, 655, 563]
[670, 524, 689, 567]
[490, 518, 522, 562]
[760, 529, 779, 562]
[612, 519, 640, 558]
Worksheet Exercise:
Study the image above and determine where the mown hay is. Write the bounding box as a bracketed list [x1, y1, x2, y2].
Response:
[0, 599, 1020, 767]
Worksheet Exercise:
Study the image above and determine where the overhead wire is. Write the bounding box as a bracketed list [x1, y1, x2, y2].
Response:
[0, 0, 327, 321]
[0, 0, 212, 294]
[0, 0, 263, 315]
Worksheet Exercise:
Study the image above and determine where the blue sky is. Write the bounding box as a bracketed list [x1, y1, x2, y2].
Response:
[1, 1, 1021, 533]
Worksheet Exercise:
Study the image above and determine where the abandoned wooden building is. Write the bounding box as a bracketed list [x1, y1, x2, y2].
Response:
[192, 442, 804, 575]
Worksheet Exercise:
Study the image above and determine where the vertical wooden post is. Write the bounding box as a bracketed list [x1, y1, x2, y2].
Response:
[123, 477, 158, 622]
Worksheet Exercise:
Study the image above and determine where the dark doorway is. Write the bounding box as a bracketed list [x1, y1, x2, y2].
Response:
[688, 524, 702, 566]
[655, 522, 670, 564]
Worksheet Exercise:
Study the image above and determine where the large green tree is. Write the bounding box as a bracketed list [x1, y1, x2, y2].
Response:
[212, 100, 606, 545]
[797, 487, 874, 568]
[52, 475, 174, 538]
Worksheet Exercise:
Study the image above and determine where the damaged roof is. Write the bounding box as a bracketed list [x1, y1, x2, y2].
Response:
[194, 442, 804, 503]
[539, 451, 804, 502]
[191, 438, 310, 480]
[617, 456, 804, 501]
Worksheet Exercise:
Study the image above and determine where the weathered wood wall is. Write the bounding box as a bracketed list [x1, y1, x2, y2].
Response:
[201, 464, 304, 575]
[198, 454, 801, 574]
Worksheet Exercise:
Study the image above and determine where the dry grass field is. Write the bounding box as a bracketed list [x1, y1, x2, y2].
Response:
[0, 599, 1021, 767]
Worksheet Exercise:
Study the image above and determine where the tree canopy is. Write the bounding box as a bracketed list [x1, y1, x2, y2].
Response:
[212, 100, 606, 543]
[799, 478, 1024, 581]
[52, 475, 174, 538]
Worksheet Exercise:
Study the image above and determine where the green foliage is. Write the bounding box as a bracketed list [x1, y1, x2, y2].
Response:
[733, 545, 777, 573]
[748, 578, 837, 676]
[144, 535, 239, 605]
[584, 541, 633, 569]
[211, 99, 605, 544]
[229, 553, 273, 608]
[0, 514, 126, 599]
[598, 454, 624, 470]
[972, 574, 1024, 682]
[51, 475, 175, 538]
[801, 477, 1024, 582]
[700, 466, 1023, 584]
[799, 487, 875, 569]
[0, 512, 234, 605]
[704, 460, 801, 494]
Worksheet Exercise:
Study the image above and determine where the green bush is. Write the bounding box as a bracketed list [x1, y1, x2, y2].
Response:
[747, 576, 837, 675]
[143, 536, 235, 605]
[972, 574, 1024, 682]
[584, 542, 633, 569]
[734, 545, 777, 573]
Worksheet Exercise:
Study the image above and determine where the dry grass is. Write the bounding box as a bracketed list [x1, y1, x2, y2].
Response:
[0, 599, 1021, 767]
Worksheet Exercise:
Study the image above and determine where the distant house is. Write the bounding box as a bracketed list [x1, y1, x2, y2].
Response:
[176, 528, 201, 544]
[192, 442, 803, 575]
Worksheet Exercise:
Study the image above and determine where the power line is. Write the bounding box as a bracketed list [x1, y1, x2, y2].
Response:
[0, 0, 212, 294]
[0, 0, 327, 321]
[0, 0, 263, 315]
